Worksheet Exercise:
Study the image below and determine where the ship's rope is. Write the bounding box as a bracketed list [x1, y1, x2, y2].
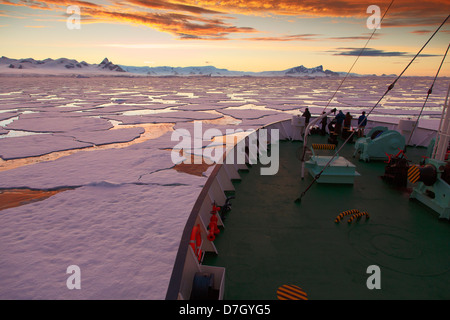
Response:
[320, 0, 395, 113]
[296, 14, 450, 202]
[406, 41, 450, 147]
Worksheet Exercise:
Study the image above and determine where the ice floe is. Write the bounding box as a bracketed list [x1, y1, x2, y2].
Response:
[5, 115, 113, 133]
[0, 134, 93, 160]
[0, 183, 201, 299]
[59, 127, 145, 146]
[0, 146, 175, 189]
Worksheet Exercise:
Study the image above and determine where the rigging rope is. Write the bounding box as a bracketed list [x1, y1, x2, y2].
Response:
[406, 41, 450, 147]
[295, 13, 450, 203]
[320, 0, 395, 113]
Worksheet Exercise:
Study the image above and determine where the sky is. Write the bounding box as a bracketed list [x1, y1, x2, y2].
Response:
[0, 0, 449, 76]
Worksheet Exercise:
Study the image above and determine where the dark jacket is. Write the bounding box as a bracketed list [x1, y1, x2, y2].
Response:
[302, 109, 311, 123]
[335, 111, 345, 124]
[358, 114, 367, 126]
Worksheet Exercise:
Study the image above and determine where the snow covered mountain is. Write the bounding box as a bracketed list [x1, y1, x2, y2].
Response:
[98, 58, 125, 72]
[0, 56, 125, 75]
[119, 64, 343, 77]
[119, 65, 238, 76]
[255, 65, 341, 77]
[0, 56, 345, 77]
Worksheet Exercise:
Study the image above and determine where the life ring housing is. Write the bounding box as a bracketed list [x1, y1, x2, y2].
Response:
[190, 224, 203, 262]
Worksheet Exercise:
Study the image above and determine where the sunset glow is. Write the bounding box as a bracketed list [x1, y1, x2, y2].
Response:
[0, 0, 449, 76]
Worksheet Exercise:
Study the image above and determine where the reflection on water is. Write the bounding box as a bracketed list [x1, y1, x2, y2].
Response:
[0, 116, 19, 128]
[0, 123, 174, 172]
[0, 188, 72, 211]
[0, 130, 46, 139]
[122, 107, 176, 116]
[224, 103, 280, 112]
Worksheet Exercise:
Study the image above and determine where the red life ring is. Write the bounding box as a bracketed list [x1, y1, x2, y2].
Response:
[190, 224, 202, 262]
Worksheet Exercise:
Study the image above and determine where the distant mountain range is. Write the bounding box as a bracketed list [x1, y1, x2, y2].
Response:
[0, 57, 126, 75]
[0, 56, 370, 77]
[118, 64, 344, 77]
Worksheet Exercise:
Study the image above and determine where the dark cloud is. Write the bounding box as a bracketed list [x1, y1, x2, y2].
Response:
[331, 47, 441, 57]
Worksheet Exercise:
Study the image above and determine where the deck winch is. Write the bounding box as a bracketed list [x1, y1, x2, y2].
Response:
[382, 149, 410, 187]
[354, 126, 406, 162]
[408, 159, 450, 219]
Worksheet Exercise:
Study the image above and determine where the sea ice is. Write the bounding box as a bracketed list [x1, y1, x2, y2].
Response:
[0, 146, 176, 189]
[138, 168, 207, 186]
[0, 183, 202, 299]
[0, 111, 19, 121]
[58, 127, 145, 146]
[239, 114, 291, 126]
[218, 108, 284, 120]
[151, 110, 223, 120]
[0, 134, 93, 160]
[175, 103, 238, 111]
[5, 115, 113, 133]
[101, 115, 192, 125]
[101, 110, 222, 125]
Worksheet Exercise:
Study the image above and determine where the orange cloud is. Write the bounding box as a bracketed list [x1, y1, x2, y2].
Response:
[80, 7, 256, 39]
[0, 0, 257, 39]
[1, 0, 448, 40]
[125, 0, 223, 15]
[177, 0, 450, 20]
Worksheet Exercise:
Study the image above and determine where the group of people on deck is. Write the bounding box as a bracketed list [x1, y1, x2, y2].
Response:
[302, 108, 367, 138]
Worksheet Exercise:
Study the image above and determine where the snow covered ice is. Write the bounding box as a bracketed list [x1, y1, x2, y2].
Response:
[0, 75, 448, 299]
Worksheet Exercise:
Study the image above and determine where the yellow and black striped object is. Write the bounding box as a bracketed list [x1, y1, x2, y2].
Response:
[408, 165, 420, 184]
[276, 284, 308, 300]
[312, 143, 336, 150]
[335, 209, 360, 223]
[347, 212, 370, 224]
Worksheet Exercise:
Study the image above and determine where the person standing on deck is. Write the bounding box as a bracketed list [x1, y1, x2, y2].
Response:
[321, 112, 328, 135]
[358, 111, 367, 137]
[344, 112, 352, 129]
[334, 110, 345, 134]
[302, 108, 311, 125]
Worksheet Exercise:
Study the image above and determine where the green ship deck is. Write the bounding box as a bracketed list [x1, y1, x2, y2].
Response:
[203, 134, 450, 300]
